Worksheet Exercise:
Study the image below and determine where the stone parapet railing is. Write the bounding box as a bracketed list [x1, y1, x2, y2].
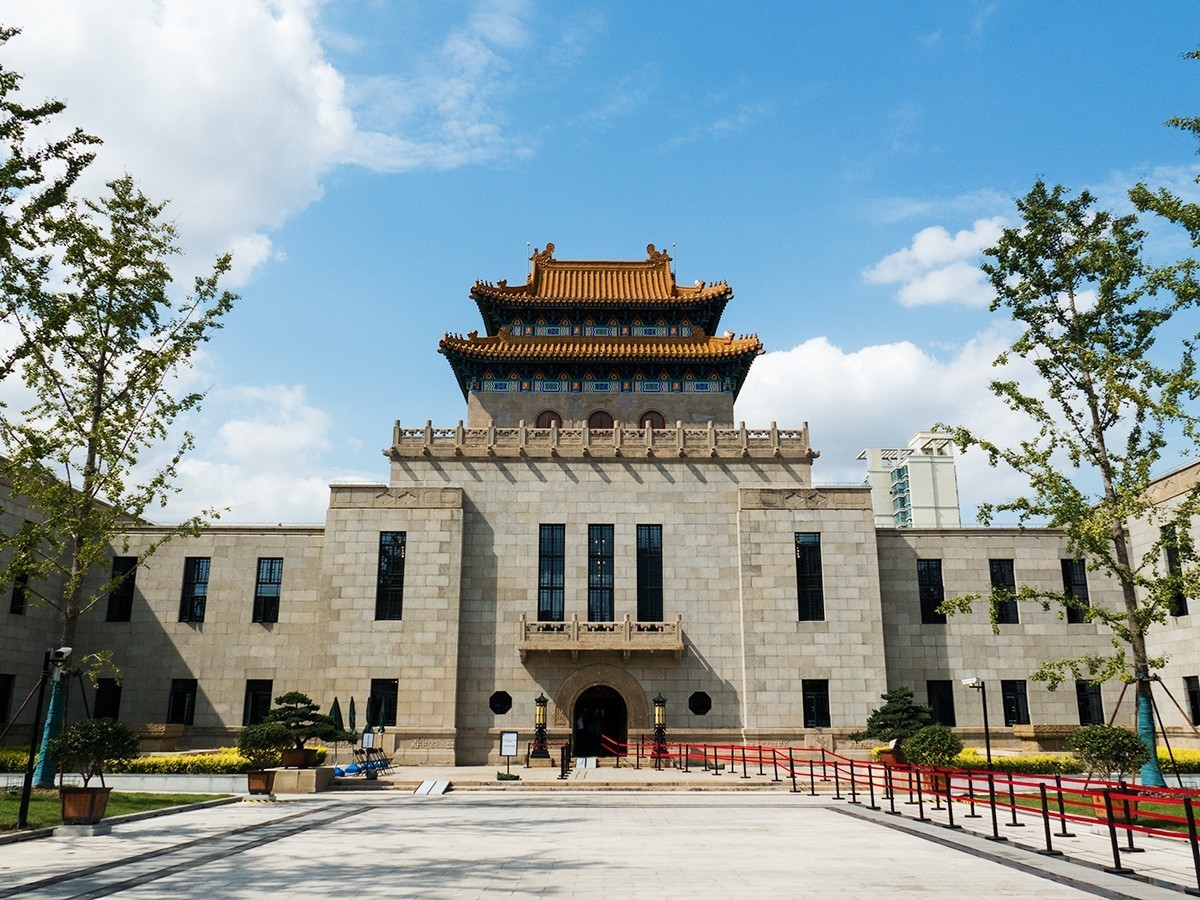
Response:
[386, 421, 817, 461]
[518, 613, 684, 661]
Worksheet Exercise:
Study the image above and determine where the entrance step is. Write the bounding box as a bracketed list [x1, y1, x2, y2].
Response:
[414, 780, 451, 795]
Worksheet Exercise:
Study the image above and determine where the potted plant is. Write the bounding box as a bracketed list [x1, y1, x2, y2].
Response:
[1067, 724, 1150, 822]
[266, 691, 336, 767]
[237, 721, 292, 794]
[46, 717, 139, 825]
[903, 725, 963, 792]
[852, 687, 933, 765]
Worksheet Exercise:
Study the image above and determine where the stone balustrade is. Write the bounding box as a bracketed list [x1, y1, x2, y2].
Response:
[518, 613, 684, 661]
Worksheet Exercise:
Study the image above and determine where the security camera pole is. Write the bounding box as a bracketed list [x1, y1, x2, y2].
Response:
[17, 647, 70, 828]
[962, 677, 992, 769]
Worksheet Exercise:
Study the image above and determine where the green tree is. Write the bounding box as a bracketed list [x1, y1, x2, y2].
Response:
[851, 687, 933, 749]
[943, 180, 1199, 788]
[0, 175, 235, 785]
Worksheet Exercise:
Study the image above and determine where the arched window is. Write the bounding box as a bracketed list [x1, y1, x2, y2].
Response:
[587, 411, 614, 430]
[639, 410, 666, 430]
[535, 410, 562, 429]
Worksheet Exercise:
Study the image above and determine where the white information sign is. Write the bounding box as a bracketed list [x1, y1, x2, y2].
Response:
[500, 730, 518, 757]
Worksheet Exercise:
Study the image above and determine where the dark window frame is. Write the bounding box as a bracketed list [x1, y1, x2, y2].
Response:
[375, 532, 406, 621]
[802, 679, 831, 728]
[1001, 679, 1030, 726]
[242, 679, 273, 726]
[1163, 525, 1190, 617]
[795, 533, 825, 621]
[178, 557, 210, 623]
[1062, 558, 1090, 624]
[1075, 680, 1104, 726]
[588, 524, 615, 622]
[1185, 676, 1200, 727]
[253, 557, 283, 624]
[636, 524, 663, 622]
[370, 678, 399, 727]
[989, 559, 1019, 625]
[0, 673, 13, 723]
[917, 559, 946, 625]
[538, 524, 565, 622]
[94, 677, 122, 720]
[9, 573, 27, 615]
[927, 679, 957, 726]
[106, 556, 137, 622]
[166, 678, 197, 726]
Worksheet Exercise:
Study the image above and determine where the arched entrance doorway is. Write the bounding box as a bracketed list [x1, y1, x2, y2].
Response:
[573, 685, 627, 757]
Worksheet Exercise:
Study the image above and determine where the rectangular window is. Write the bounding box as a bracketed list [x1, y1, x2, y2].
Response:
[253, 558, 283, 624]
[1062, 558, 1090, 625]
[1185, 676, 1200, 727]
[0, 673, 13, 723]
[1001, 679, 1030, 726]
[927, 680, 957, 726]
[166, 678, 197, 726]
[917, 559, 946, 624]
[375, 532, 406, 620]
[802, 679, 831, 728]
[1075, 680, 1104, 726]
[989, 559, 1019, 624]
[636, 525, 663, 622]
[1163, 525, 1190, 617]
[179, 557, 210, 623]
[795, 533, 825, 621]
[106, 556, 137, 622]
[537, 525, 565, 622]
[242, 679, 273, 726]
[370, 678, 399, 727]
[94, 677, 122, 720]
[588, 524, 614, 622]
[9, 573, 26, 615]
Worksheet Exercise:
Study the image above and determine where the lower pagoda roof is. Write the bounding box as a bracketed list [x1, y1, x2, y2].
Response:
[439, 330, 762, 364]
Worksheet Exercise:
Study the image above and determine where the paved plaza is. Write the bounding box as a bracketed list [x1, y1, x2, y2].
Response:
[1, 785, 1197, 899]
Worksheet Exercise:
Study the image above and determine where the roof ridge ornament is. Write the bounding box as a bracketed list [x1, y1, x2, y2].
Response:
[646, 243, 671, 263]
[531, 243, 555, 263]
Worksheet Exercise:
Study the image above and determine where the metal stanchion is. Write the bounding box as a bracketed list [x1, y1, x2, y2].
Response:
[789, 748, 797, 792]
[1182, 796, 1200, 896]
[1006, 772, 1025, 827]
[965, 773, 980, 818]
[985, 773, 1007, 842]
[712, 744, 720, 777]
[833, 761, 842, 800]
[943, 773, 960, 830]
[867, 763, 879, 811]
[933, 769, 944, 811]
[905, 768, 916, 805]
[820, 748, 830, 781]
[636, 736, 641, 770]
[1102, 789, 1134, 874]
[1053, 774, 1075, 837]
[1036, 784, 1063, 856]
[682, 744, 689, 773]
[885, 767, 899, 816]
[758, 746, 764, 776]
[849, 760, 859, 804]
[1119, 781, 1143, 854]
[808, 759, 816, 796]
[915, 770, 928, 822]
[741, 745, 749, 779]
[771, 749, 780, 784]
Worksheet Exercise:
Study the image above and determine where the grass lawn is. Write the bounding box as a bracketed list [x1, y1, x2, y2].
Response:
[0, 790, 231, 832]
[1004, 791, 1192, 835]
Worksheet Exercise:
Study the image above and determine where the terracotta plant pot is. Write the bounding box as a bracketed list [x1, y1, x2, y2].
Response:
[60, 786, 113, 825]
[280, 748, 320, 768]
[1090, 791, 1139, 825]
[246, 770, 276, 795]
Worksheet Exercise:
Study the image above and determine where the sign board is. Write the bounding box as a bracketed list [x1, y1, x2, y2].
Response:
[361, 730, 375, 749]
[500, 730, 518, 757]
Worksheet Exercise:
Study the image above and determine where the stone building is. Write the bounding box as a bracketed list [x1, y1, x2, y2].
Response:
[1, 244, 1197, 764]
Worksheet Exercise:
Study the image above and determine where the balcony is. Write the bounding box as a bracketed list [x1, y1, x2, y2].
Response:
[518, 613, 684, 661]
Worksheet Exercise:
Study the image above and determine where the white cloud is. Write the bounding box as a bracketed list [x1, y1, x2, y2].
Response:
[736, 327, 1042, 520]
[862, 216, 1006, 307]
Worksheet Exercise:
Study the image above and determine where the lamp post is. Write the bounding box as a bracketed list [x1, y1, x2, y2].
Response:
[531, 692, 550, 759]
[962, 677, 992, 769]
[18, 647, 71, 828]
[653, 693, 667, 770]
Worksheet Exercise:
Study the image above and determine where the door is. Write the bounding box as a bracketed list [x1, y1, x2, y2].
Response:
[573, 686, 627, 757]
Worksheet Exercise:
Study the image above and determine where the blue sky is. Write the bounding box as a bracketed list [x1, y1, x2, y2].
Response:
[4, 1, 1199, 522]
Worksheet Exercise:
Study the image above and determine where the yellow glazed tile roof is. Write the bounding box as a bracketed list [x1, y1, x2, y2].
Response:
[439, 330, 763, 362]
[471, 243, 732, 305]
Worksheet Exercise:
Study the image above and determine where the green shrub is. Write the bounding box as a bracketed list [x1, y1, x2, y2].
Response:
[1068, 725, 1150, 781]
[107, 745, 326, 775]
[1158, 748, 1200, 774]
[953, 749, 1085, 775]
[46, 718, 139, 786]
[0, 748, 31, 772]
[852, 687, 932, 750]
[903, 725, 962, 768]
[266, 692, 336, 750]
[237, 722, 293, 770]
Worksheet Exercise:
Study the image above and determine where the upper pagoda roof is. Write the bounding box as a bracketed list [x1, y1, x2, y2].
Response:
[470, 243, 732, 333]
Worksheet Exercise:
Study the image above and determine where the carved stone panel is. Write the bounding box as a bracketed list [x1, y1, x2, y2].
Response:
[738, 487, 869, 510]
[330, 484, 464, 509]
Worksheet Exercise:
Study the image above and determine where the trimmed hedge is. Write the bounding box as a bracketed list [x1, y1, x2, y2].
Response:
[869, 746, 1200, 775]
[0, 747, 31, 772]
[1, 745, 327, 775]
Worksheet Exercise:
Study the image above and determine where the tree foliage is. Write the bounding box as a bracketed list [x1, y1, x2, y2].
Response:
[902, 725, 963, 769]
[1067, 725, 1151, 782]
[45, 717, 139, 787]
[851, 687, 933, 747]
[266, 692, 337, 750]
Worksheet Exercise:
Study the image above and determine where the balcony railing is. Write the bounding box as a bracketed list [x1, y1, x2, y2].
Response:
[518, 613, 684, 661]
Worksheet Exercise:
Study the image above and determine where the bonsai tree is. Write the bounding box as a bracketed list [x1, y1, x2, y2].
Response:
[852, 687, 933, 758]
[46, 718, 139, 787]
[902, 725, 964, 769]
[237, 721, 293, 771]
[266, 692, 337, 750]
[1067, 724, 1150, 783]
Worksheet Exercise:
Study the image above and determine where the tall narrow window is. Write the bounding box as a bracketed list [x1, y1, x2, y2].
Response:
[166, 678, 197, 725]
[242, 679, 273, 725]
[179, 558, 210, 623]
[1001, 680, 1030, 726]
[375, 532, 406, 620]
[927, 680, 956, 726]
[107, 556, 137, 622]
[253, 558, 283, 623]
[636, 525, 663, 622]
[537, 525, 565, 622]
[1163, 525, 1190, 617]
[802, 680, 831, 728]
[917, 559, 946, 624]
[1075, 680, 1104, 726]
[9, 574, 27, 615]
[370, 678, 399, 727]
[989, 559, 1019, 624]
[588, 524, 614, 622]
[94, 678, 122, 720]
[0, 673, 13, 723]
[795, 533, 824, 621]
[1186, 676, 1200, 727]
[1062, 558, 1090, 624]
